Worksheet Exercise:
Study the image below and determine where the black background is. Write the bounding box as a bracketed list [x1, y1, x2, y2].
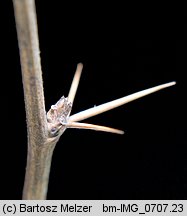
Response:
[0, 0, 186, 199]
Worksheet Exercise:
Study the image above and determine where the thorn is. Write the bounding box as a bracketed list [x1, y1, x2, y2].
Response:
[68, 63, 83, 105]
[69, 81, 176, 122]
[67, 122, 124, 135]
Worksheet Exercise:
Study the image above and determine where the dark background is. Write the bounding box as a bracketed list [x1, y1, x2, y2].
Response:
[0, 0, 186, 199]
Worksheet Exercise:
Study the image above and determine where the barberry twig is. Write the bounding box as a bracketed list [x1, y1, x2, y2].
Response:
[13, 0, 176, 200]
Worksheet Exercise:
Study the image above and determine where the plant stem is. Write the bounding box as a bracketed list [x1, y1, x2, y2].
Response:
[13, 0, 55, 199]
[12, 0, 176, 200]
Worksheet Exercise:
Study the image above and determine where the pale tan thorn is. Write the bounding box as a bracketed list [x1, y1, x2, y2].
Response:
[68, 63, 83, 104]
[69, 81, 176, 122]
[66, 122, 124, 135]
